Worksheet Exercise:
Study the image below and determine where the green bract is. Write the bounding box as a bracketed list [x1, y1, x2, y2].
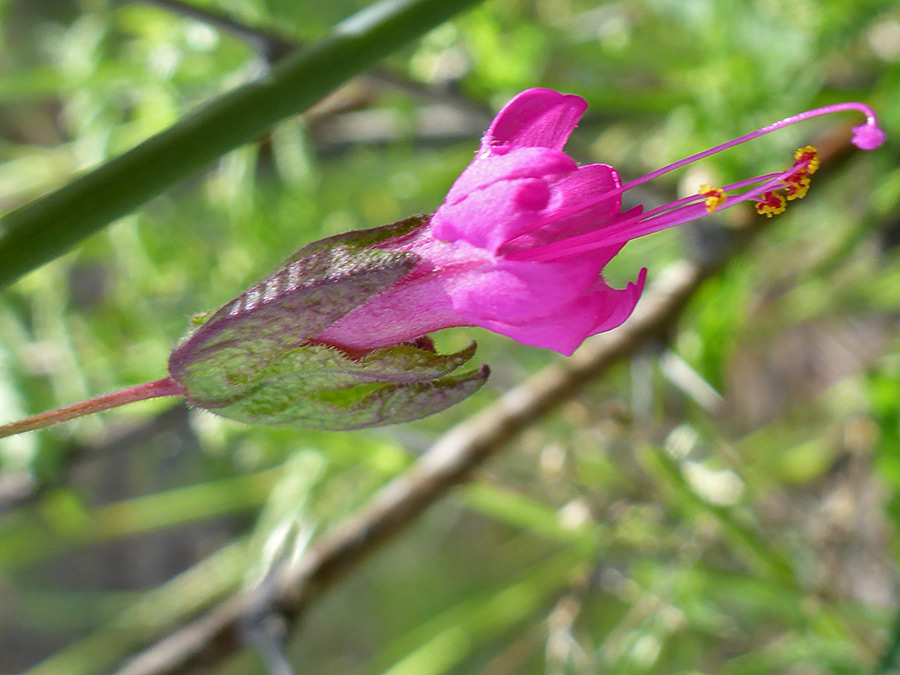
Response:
[168, 216, 488, 430]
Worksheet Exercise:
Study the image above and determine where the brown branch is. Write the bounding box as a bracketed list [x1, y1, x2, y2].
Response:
[115, 241, 739, 674]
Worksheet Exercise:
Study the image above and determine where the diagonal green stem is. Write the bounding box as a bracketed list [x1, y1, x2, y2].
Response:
[0, 0, 484, 288]
[0, 377, 184, 438]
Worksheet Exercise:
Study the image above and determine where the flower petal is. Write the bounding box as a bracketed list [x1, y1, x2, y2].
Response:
[435, 158, 621, 253]
[483, 88, 588, 152]
[498, 163, 622, 253]
[586, 267, 647, 336]
[550, 162, 621, 217]
[442, 146, 575, 208]
[470, 269, 647, 355]
[433, 176, 554, 251]
[448, 257, 605, 326]
[313, 273, 462, 351]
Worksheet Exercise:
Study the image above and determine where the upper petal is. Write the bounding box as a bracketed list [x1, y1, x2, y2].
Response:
[483, 88, 588, 153]
[443, 146, 575, 208]
[436, 160, 624, 254]
[432, 176, 554, 251]
[498, 162, 623, 253]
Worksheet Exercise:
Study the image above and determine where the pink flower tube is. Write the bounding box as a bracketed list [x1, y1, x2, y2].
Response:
[0, 89, 886, 437]
[315, 88, 884, 355]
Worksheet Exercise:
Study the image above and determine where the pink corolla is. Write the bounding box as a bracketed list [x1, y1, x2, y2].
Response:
[1, 89, 885, 436]
[315, 88, 885, 356]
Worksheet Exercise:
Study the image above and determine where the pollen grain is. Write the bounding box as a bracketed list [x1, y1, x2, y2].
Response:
[756, 191, 787, 217]
[699, 184, 727, 213]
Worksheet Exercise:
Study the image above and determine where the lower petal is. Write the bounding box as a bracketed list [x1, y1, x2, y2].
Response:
[448, 257, 605, 324]
[587, 267, 647, 336]
[461, 269, 647, 355]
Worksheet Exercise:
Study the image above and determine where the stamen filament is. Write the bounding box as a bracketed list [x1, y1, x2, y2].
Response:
[503, 102, 878, 264]
[635, 172, 785, 222]
[530, 102, 883, 227]
[511, 165, 802, 263]
[617, 102, 880, 194]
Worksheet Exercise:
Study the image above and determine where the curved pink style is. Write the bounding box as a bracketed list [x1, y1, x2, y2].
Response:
[316, 89, 884, 356]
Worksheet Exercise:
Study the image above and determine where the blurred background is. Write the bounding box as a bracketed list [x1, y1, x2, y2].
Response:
[1, 0, 900, 672]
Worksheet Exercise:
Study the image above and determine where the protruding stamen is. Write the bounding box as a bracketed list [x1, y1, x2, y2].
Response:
[503, 104, 883, 264]
[794, 145, 819, 174]
[699, 184, 727, 213]
[610, 103, 881, 200]
[755, 191, 786, 218]
[785, 173, 811, 200]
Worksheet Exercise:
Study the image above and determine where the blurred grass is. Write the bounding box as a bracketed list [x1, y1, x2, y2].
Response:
[1, 0, 900, 673]
[0, 0, 485, 286]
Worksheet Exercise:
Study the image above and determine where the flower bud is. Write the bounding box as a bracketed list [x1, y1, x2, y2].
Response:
[168, 216, 488, 430]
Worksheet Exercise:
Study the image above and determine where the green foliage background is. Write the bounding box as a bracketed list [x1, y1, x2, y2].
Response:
[2, 0, 900, 672]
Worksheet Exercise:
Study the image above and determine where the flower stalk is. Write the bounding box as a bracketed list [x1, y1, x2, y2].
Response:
[0, 378, 185, 439]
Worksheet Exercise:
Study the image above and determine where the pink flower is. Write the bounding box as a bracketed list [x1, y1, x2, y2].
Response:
[6, 92, 883, 435]
[315, 89, 884, 356]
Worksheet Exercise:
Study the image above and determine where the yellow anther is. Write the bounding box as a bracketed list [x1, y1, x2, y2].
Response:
[785, 174, 811, 200]
[755, 191, 787, 218]
[699, 184, 727, 213]
[794, 145, 819, 174]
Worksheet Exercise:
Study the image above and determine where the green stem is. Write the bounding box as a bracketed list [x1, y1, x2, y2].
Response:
[0, 0, 484, 288]
[0, 377, 184, 438]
